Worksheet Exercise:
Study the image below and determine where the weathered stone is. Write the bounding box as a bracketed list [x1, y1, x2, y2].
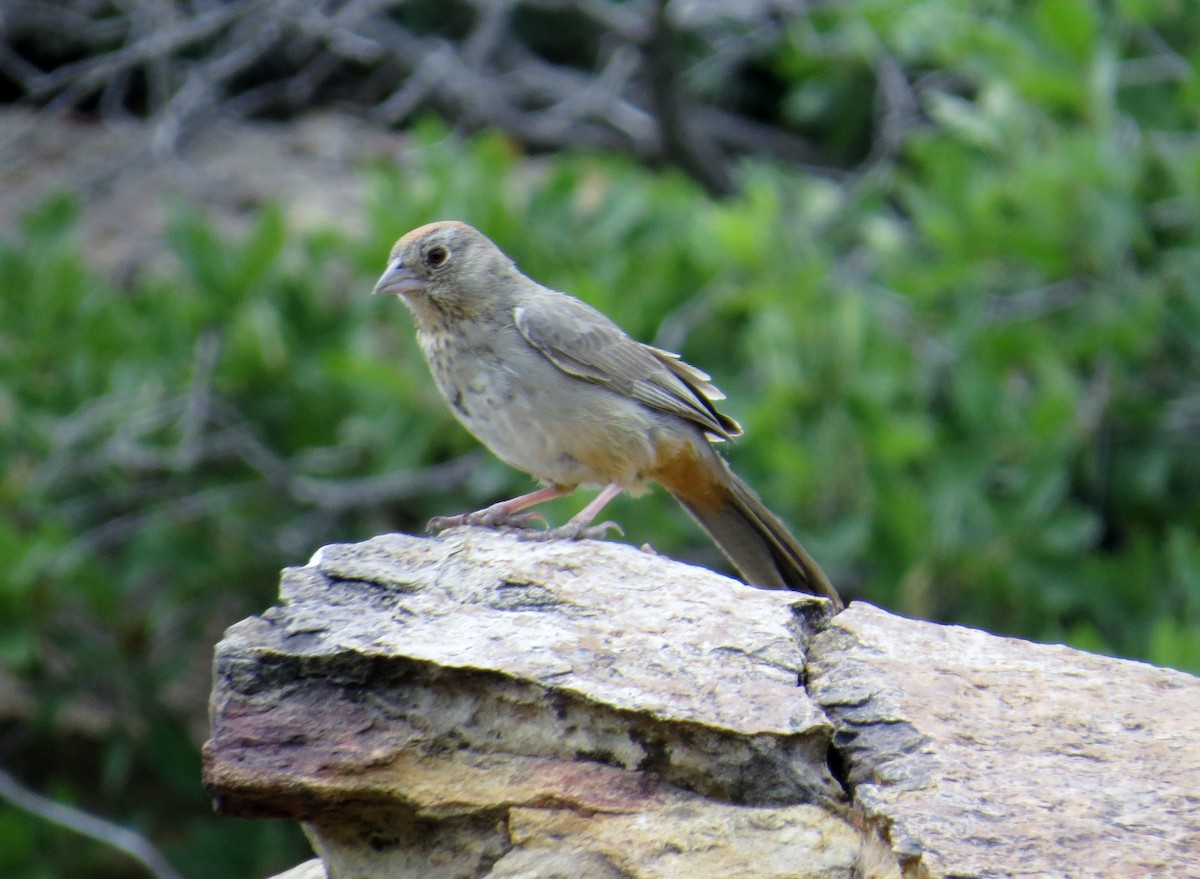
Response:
[502, 801, 865, 879]
[304, 809, 511, 879]
[204, 528, 858, 878]
[807, 602, 1200, 879]
[267, 860, 326, 879]
[302, 782, 870, 879]
[210, 530, 1199, 879]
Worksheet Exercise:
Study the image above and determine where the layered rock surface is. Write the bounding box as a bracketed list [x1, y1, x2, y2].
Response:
[203, 529, 1200, 878]
[810, 605, 1200, 878]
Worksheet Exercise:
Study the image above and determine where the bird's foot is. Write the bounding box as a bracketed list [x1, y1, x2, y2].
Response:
[426, 508, 548, 534]
[517, 520, 624, 542]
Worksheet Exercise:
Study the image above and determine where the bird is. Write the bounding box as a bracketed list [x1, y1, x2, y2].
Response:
[374, 221, 843, 609]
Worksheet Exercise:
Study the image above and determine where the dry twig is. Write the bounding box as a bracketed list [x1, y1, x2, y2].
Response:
[0, 766, 185, 879]
[0, 0, 834, 192]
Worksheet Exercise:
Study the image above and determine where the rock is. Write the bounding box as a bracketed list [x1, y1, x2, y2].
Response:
[268, 860, 326, 879]
[205, 530, 1200, 878]
[204, 529, 868, 879]
[807, 603, 1200, 878]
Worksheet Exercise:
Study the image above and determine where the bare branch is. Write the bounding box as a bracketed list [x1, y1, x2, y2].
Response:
[0, 0, 844, 189]
[24, 1, 271, 100]
[0, 766, 186, 879]
[644, 0, 733, 195]
[984, 280, 1088, 323]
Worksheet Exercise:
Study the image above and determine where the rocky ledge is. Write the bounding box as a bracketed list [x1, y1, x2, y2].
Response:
[203, 529, 1200, 878]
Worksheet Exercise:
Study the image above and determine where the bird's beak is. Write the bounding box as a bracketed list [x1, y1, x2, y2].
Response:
[373, 259, 424, 297]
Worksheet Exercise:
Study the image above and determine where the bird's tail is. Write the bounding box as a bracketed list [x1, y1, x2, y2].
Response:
[675, 461, 843, 610]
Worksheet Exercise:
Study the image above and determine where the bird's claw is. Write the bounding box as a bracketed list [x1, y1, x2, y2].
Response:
[426, 509, 548, 534]
[517, 520, 623, 542]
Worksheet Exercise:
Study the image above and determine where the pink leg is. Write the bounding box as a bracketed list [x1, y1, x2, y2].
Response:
[567, 482, 625, 526]
[484, 485, 572, 519]
[427, 485, 570, 533]
[519, 482, 626, 542]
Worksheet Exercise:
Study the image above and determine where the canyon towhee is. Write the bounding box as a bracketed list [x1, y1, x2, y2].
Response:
[375, 221, 842, 609]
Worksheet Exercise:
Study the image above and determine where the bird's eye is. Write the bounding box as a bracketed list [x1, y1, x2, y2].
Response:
[425, 246, 449, 268]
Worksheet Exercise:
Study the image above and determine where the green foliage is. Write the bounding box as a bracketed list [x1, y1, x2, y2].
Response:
[3, 1, 1199, 877]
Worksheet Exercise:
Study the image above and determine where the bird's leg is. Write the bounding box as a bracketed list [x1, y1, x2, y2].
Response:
[427, 485, 569, 533]
[519, 482, 625, 541]
[569, 482, 625, 529]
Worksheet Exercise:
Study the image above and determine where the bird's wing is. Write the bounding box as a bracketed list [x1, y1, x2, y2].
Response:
[514, 293, 741, 440]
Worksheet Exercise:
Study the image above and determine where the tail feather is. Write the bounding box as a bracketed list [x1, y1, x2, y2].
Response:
[676, 463, 843, 610]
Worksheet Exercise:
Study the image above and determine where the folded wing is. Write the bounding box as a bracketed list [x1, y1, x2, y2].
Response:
[514, 294, 741, 441]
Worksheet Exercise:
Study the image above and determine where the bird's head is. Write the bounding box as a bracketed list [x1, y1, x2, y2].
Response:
[374, 221, 519, 324]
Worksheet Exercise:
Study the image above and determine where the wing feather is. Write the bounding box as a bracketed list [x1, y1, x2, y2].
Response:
[514, 295, 741, 440]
